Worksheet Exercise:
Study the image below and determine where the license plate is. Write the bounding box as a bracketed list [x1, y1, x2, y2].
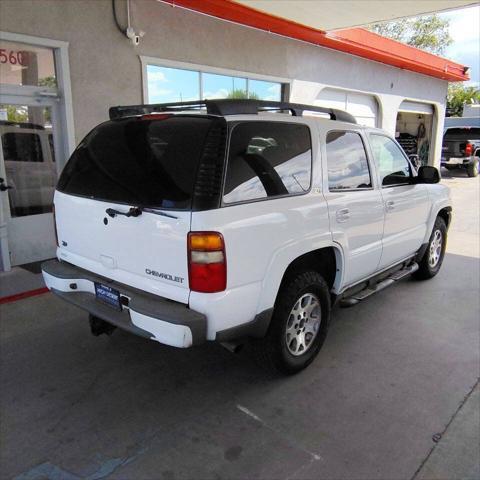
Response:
[447, 157, 463, 165]
[94, 282, 122, 310]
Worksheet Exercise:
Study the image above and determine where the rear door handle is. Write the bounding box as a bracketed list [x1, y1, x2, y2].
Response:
[336, 208, 350, 222]
[385, 200, 395, 212]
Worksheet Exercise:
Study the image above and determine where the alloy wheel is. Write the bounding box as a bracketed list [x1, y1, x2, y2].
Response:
[285, 293, 321, 356]
[428, 229, 443, 268]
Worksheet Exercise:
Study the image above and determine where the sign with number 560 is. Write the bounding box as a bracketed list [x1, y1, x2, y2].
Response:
[0, 49, 28, 66]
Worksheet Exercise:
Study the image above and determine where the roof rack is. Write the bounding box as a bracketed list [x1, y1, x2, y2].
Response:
[109, 99, 357, 124]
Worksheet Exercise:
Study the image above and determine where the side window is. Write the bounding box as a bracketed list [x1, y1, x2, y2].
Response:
[1, 132, 44, 162]
[326, 131, 371, 190]
[223, 122, 312, 204]
[370, 134, 411, 187]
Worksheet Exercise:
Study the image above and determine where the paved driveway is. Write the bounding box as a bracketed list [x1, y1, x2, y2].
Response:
[1, 172, 479, 480]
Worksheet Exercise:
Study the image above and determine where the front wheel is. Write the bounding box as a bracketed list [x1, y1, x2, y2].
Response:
[414, 216, 447, 280]
[252, 271, 331, 375]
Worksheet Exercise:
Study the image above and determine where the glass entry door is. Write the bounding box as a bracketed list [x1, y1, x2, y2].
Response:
[0, 96, 60, 266]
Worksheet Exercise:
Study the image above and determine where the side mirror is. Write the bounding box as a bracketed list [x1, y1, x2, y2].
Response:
[416, 166, 440, 184]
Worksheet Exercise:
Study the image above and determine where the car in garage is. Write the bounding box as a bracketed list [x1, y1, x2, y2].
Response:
[41, 99, 452, 374]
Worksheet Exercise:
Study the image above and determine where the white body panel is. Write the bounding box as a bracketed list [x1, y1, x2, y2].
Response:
[50, 112, 452, 345]
[377, 184, 430, 268]
[55, 191, 191, 304]
[325, 189, 384, 285]
[190, 194, 333, 339]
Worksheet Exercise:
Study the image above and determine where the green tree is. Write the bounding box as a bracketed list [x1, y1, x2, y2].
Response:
[369, 14, 452, 56]
[447, 84, 480, 117]
[227, 89, 260, 100]
[38, 75, 57, 88]
[2, 105, 28, 123]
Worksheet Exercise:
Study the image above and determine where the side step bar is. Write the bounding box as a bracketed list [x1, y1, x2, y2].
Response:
[339, 262, 419, 308]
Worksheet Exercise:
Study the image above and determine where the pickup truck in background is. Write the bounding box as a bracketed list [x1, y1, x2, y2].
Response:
[441, 124, 480, 177]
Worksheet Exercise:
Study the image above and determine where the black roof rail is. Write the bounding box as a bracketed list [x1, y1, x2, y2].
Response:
[109, 99, 357, 124]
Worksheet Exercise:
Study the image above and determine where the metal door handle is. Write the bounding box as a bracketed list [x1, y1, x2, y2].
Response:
[336, 208, 350, 222]
[385, 200, 395, 212]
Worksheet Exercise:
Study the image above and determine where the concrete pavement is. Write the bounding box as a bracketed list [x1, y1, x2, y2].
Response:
[1, 171, 479, 480]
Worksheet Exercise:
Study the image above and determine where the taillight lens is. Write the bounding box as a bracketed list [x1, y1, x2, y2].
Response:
[465, 143, 473, 156]
[188, 232, 226, 293]
[52, 204, 59, 247]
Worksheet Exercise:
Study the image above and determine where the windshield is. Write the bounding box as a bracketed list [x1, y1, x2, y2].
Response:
[57, 116, 217, 210]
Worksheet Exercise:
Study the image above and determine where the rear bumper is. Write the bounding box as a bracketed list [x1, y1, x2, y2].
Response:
[41, 260, 206, 348]
[441, 156, 474, 166]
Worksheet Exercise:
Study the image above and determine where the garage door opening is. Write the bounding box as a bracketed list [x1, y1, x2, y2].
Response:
[396, 101, 434, 166]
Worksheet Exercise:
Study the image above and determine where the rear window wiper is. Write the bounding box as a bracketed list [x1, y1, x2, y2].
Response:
[105, 206, 178, 219]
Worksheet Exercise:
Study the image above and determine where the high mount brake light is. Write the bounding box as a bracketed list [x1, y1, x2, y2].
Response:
[140, 114, 171, 121]
[188, 232, 226, 293]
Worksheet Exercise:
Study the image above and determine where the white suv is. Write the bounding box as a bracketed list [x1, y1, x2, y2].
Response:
[42, 100, 452, 374]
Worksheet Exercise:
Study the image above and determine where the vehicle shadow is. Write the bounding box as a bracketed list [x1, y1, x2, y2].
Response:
[440, 166, 473, 179]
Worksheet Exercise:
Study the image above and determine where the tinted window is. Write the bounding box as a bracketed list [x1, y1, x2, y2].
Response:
[370, 134, 411, 186]
[1, 132, 43, 162]
[444, 127, 480, 140]
[223, 122, 311, 203]
[326, 131, 371, 190]
[57, 116, 220, 210]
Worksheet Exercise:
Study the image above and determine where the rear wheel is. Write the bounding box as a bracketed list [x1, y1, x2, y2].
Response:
[252, 271, 331, 375]
[467, 158, 479, 177]
[414, 216, 447, 280]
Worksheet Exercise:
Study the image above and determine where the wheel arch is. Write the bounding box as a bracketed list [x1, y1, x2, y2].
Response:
[437, 206, 452, 229]
[257, 244, 344, 315]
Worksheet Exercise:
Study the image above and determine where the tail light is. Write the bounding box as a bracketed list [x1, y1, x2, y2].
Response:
[188, 232, 226, 293]
[52, 204, 59, 247]
[465, 143, 473, 156]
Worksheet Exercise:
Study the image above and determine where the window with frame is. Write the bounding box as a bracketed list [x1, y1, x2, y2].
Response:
[370, 134, 412, 187]
[146, 64, 283, 103]
[326, 131, 371, 190]
[223, 122, 312, 204]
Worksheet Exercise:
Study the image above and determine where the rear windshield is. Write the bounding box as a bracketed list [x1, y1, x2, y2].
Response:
[57, 116, 217, 210]
[444, 127, 480, 141]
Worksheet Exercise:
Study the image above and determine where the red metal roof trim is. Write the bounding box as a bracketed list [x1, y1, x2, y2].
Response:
[160, 0, 469, 82]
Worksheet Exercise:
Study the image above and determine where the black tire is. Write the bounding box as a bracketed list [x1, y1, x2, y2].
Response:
[252, 271, 331, 375]
[467, 158, 479, 177]
[414, 216, 447, 280]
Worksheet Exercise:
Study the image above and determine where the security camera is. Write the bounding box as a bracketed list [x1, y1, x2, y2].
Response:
[126, 26, 144, 46]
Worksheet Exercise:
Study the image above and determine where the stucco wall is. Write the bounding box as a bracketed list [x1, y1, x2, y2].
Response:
[0, 0, 448, 165]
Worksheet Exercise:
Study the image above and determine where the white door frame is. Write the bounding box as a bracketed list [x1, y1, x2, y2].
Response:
[0, 31, 75, 270]
[0, 31, 76, 162]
